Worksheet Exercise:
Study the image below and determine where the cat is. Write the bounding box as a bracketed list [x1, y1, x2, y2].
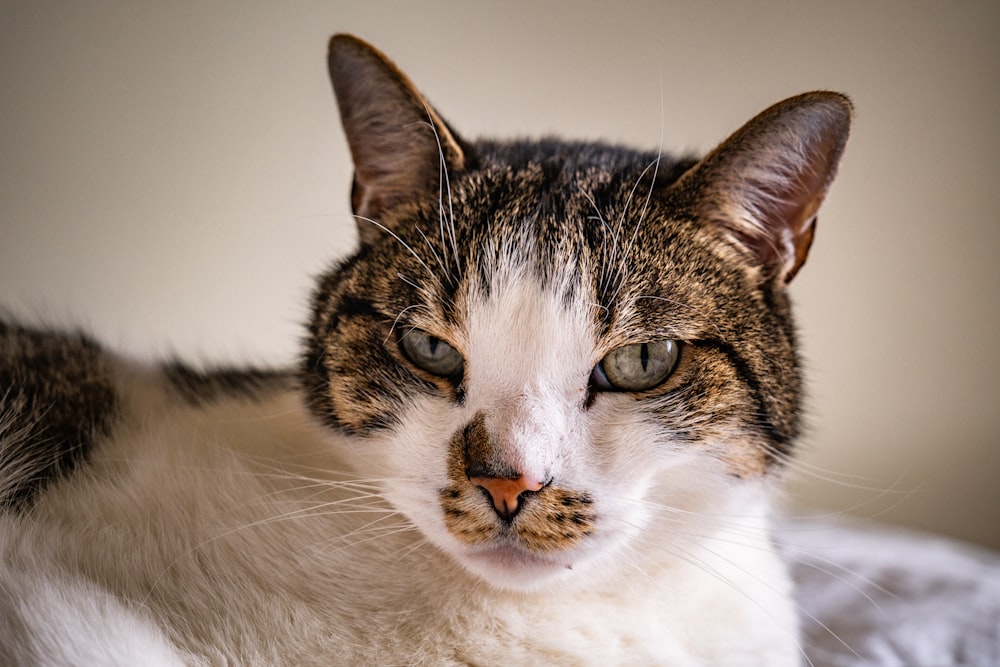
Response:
[0, 33, 850, 666]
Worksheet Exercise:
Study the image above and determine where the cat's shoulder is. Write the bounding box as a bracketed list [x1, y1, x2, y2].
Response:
[0, 319, 293, 510]
[0, 321, 121, 510]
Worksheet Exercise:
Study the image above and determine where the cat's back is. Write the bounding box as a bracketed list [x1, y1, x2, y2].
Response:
[0, 321, 121, 509]
[0, 321, 182, 664]
[0, 322, 364, 665]
[0, 320, 297, 509]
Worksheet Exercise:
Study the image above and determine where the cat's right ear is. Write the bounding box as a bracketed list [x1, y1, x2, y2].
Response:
[669, 92, 852, 284]
[328, 34, 466, 245]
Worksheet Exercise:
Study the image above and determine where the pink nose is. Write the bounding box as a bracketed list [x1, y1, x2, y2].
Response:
[468, 475, 545, 521]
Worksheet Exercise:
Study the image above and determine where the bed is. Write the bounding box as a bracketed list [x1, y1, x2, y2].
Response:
[783, 516, 1000, 666]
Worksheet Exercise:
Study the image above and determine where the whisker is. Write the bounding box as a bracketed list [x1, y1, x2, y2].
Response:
[385, 304, 427, 345]
[353, 214, 436, 279]
[625, 523, 822, 667]
[578, 185, 614, 291]
[414, 226, 448, 277]
[421, 116, 461, 279]
[603, 156, 661, 307]
[318, 515, 419, 551]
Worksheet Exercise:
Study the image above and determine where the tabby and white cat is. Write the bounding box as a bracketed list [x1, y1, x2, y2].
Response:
[0, 34, 850, 665]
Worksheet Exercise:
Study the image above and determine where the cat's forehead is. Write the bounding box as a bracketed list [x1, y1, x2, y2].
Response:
[455, 140, 693, 227]
[439, 142, 694, 275]
[364, 139, 751, 348]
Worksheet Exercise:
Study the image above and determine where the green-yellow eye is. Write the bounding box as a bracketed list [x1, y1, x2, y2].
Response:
[399, 329, 464, 378]
[592, 340, 679, 392]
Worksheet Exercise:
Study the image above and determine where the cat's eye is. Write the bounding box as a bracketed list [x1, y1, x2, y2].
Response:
[399, 329, 464, 378]
[591, 340, 679, 392]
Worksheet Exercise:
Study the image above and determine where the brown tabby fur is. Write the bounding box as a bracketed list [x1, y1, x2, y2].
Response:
[303, 36, 851, 485]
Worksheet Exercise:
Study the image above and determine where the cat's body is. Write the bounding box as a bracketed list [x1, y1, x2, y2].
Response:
[0, 35, 850, 665]
[0, 347, 794, 665]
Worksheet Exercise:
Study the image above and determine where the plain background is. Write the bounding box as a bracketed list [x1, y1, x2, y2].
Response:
[1, 2, 998, 549]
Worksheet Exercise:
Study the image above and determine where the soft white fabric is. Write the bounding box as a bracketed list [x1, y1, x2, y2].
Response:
[782, 517, 1000, 667]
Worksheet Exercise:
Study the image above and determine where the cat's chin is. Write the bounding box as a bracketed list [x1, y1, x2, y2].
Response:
[456, 543, 585, 591]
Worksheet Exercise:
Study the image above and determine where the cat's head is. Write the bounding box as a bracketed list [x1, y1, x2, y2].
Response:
[302, 34, 851, 590]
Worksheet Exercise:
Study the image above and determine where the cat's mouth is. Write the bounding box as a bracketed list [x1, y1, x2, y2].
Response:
[440, 481, 596, 549]
[459, 540, 578, 589]
[469, 542, 567, 568]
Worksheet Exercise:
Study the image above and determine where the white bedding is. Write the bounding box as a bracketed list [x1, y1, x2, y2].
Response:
[783, 517, 1000, 666]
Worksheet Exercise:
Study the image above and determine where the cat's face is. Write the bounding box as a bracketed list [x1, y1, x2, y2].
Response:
[302, 35, 851, 590]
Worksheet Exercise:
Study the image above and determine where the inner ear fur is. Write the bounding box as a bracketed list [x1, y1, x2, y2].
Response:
[328, 34, 465, 244]
[671, 92, 853, 283]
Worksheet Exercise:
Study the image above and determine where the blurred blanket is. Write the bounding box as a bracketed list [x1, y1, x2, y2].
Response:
[782, 517, 1000, 666]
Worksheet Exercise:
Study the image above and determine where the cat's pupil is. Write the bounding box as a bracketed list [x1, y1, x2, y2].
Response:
[595, 339, 679, 393]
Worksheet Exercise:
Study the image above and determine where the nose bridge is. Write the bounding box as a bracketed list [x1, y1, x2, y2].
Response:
[462, 411, 516, 479]
[462, 271, 587, 480]
[462, 401, 555, 522]
[483, 387, 559, 477]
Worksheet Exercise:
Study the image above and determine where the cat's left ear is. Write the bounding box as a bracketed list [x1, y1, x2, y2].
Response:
[671, 92, 852, 283]
[328, 34, 466, 243]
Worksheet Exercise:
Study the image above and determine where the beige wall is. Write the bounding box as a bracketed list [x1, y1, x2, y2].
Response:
[2, 1, 998, 549]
